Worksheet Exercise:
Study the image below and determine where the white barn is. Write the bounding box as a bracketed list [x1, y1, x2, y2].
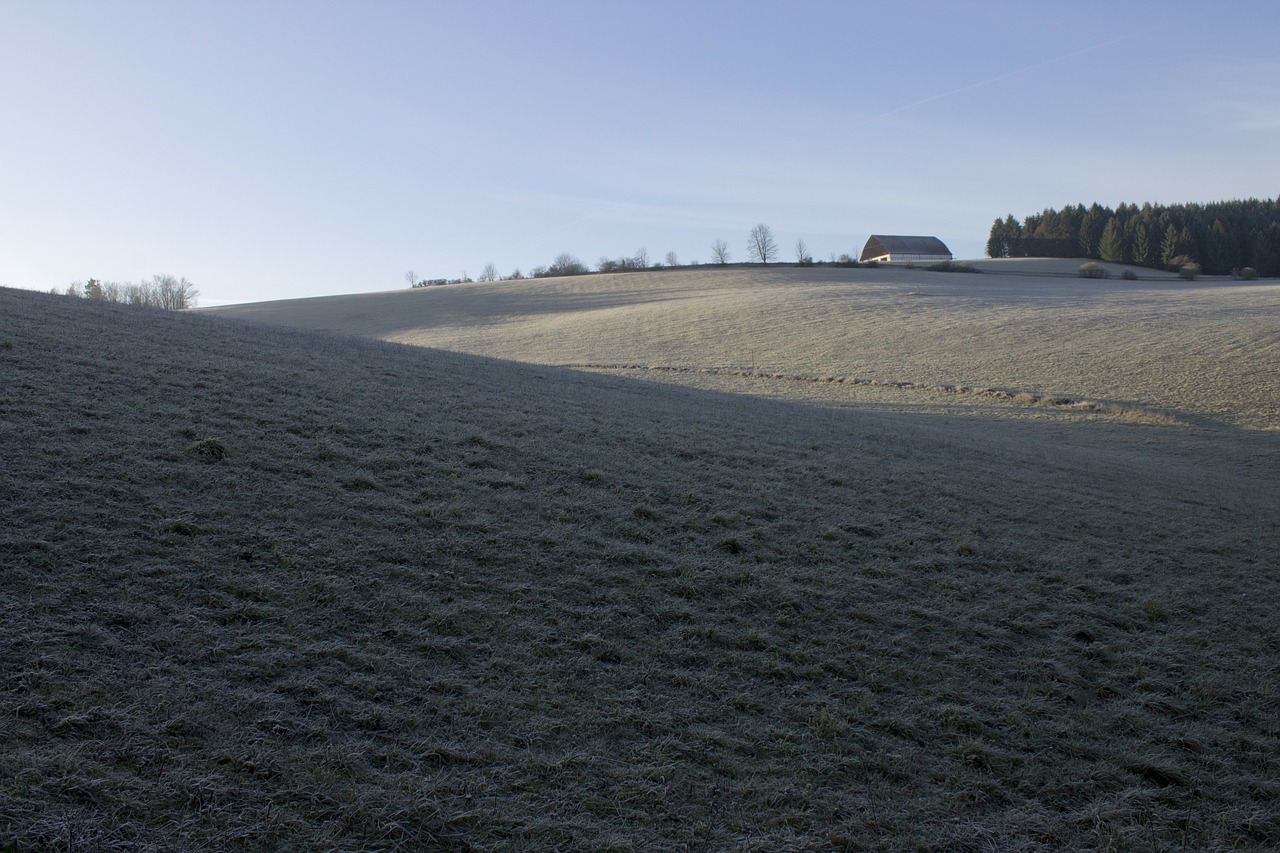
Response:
[860, 235, 953, 264]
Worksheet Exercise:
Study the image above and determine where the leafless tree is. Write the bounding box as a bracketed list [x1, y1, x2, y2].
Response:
[149, 274, 199, 309]
[64, 274, 198, 308]
[404, 270, 418, 288]
[794, 238, 812, 265]
[478, 263, 499, 282]
[633, 247, 650, 269]
[748, 224, 778, 263]
[665, 250, 678, 267]
[711, 239, 731, 264]
[547, 253, 587, 276]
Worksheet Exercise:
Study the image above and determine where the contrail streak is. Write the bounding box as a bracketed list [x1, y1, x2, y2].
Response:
[860, 29, 1152, 126]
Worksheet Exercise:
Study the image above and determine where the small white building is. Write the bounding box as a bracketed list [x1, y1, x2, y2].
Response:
[860, 235, 953, 264]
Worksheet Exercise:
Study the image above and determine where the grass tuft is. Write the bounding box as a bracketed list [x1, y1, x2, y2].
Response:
[186, 437, 229, 461]
[716, 536, 743, 553]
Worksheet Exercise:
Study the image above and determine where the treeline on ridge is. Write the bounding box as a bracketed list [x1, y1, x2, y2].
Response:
[58, 274, 200, 310]
[987, 197, 1280, 276]
[408, 225, 867, 288]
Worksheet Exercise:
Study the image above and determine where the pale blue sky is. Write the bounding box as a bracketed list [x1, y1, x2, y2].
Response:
[3, 1, 1277, 304]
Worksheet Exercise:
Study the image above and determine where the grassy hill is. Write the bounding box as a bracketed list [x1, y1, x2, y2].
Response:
[4, 280, 1278, 850]
[207, 263, 1280, 432]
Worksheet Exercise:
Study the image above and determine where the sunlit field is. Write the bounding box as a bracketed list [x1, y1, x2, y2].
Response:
[3, 268, 1278, 850]
[211, 260, 1280, 432]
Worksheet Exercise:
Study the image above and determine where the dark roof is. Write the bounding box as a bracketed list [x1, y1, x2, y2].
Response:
[860, 235, 952, 261]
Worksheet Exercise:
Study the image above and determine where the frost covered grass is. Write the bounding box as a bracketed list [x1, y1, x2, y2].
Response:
[209, 262, 1280, 431]
[4, 284, 1279, 850]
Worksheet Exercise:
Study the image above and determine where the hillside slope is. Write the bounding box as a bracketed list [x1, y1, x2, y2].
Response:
[3, 286, 1278, 850]
[206, 265, 1280, 431]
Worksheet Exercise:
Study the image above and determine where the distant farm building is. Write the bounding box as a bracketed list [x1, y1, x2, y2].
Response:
[860, 235, 953, 264]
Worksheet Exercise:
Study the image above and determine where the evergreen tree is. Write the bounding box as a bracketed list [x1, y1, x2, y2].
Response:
[1180, 226, 1196, 263]
[1205, 220, 1234, 274]
[1002, 197, 1279, 272]
[986, 218, 1007, 258]
[1060, 204, 1086, 247]
[1253, 223, 1280, 277]
[1098, 218, 1126, 263]
[1161, 224, 1182, 268]
[1078, 210, 1099, 257]
[1003, 214, 1023, 256]
[1127, 220, 1152, 267]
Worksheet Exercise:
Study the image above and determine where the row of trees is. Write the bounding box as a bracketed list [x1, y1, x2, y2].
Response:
[410, 224, 837, 287]
[59, 275, 200, 309]
[987, 197, 1280, 276]
[713, 226, 821, 265]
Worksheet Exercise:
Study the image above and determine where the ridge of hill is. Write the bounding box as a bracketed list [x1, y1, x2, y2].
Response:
[205, 264, 1280, 432]
[4, 286, 1278, 849]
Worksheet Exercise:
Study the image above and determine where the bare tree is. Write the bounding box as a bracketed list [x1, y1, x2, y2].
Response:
[710, 239, 731, 265]
[478, 262, 499, 282]
[794, 238, 812, 265]
[665, 250, 678, 267]
[150, 274, 199, 309]
[748, 224, 778, 264]
[633, 247, 650, 269]
[404, 270, 418, 288]
[65, 275, 197, 308]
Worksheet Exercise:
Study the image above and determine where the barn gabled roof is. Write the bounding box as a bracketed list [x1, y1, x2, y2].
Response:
[860, 235, 952, 261]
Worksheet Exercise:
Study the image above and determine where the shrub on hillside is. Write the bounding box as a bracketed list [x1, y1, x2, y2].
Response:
[539, 254, 587, 277]
[597, 255, 647, 273]
[1121, 269, 1139, 280]
[1178, 262, 1201, 281]
[926, 261, 980, 273]
[1238, 267, 1259, 280]
[1079, 262, 1109, 279]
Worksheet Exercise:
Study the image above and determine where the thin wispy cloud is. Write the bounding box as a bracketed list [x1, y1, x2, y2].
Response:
[860, 29, 1156, 126]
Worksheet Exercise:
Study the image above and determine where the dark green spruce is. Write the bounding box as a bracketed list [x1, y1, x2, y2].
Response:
[986, 197, 1280, 275]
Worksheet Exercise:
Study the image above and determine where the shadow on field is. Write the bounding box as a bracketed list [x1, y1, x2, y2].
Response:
[205, 279, 706, 339]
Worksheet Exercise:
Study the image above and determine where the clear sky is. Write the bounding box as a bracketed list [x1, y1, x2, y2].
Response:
[3, 1, 1278, 305]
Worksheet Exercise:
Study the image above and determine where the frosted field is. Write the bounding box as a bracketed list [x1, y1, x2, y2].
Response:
[4, 281, 1279, 849]
[210, 262, 1280, 432]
